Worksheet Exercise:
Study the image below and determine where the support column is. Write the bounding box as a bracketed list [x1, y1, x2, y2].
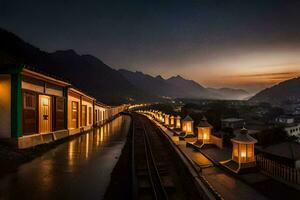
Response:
[11, 73, 22, 138]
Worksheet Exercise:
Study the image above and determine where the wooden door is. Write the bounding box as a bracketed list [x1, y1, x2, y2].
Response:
[39, 95, 51, 133]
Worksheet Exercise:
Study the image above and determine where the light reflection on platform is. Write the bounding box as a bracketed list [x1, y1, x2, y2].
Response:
[0, 115, 131, 200]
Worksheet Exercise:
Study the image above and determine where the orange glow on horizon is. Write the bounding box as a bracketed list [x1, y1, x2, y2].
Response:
[143, 49, 300, 93]
[203, 70, 300, 93]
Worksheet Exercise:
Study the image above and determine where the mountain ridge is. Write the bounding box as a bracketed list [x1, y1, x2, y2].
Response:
[0, 27, 250, 103]
[0, 28, 151, 105]
[118, 69, 249, 100]
[249, 76, 300, 105]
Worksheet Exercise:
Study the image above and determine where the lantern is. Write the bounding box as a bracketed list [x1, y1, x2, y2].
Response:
[182, 115, 194, 135]
[231, 127, 257, 165]
[197, 116, 213, 144]
[161, 113, 165, 123]
[164, 114, 169, 125]
[175, 116, 181, 129]
[170, 116, 175, 128]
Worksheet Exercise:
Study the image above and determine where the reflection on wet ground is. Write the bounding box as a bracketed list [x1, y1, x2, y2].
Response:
[0, 115, 131, 200]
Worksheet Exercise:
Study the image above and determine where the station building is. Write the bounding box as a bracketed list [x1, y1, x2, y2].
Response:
[0, 65, 127, 148]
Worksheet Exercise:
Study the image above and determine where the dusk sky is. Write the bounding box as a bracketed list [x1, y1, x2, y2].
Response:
[1, 0, 300, 93]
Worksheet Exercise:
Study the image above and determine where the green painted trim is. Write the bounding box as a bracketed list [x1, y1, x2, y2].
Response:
[11, 73, 23, 138]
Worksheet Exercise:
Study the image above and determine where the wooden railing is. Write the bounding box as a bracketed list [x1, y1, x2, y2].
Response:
[256, 154, 300, 185]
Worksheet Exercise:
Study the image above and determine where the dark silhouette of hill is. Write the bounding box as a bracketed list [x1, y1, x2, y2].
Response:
[0, 28, 150, 105]
[250, 77, 300, 105]
[119, 69, 249, 100]
[0, 28, 250, 103]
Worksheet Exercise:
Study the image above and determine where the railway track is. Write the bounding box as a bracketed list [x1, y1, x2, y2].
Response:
[131, 113, 202, 200]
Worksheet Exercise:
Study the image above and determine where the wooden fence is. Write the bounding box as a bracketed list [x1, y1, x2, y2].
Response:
[256, 154, 300, 185]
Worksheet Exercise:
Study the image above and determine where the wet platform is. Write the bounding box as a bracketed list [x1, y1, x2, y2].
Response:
[0, 115, 132, 200]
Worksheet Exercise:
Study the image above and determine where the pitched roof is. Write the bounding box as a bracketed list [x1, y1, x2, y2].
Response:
[182, 115, 193, 121]
[231, 127, 257, 144]
[262, 142, 300, 161]
[197, 116, 213, 128]
[221, 118, 244, 123]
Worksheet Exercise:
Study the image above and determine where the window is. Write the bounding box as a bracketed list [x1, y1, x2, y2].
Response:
[23, 91, 38, 134]
[24, 92, 36, 110]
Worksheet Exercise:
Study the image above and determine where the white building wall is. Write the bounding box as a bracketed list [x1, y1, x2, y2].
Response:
[0, 75, 11, 138]
[285, 124, 300, 137]
[278, 118, 294, 124]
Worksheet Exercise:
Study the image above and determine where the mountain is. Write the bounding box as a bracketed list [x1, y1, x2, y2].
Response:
[0, 27, 249, 103]
[119, 69, 208, 98]
[119, 69, 232, 99]
[207, 87, 250, 100]
[165, 75, 219, 99]
[117, 69, 172, 98]
[249, 77, 300, 105]
[0, 28, 151, 105]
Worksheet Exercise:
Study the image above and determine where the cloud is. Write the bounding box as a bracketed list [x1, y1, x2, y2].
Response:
[210, 71, 300, 92]
[232, 71, 300, 79]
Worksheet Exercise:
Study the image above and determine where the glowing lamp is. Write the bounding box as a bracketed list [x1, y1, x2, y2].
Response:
[164, 114, 170, 125]
[175, 116, 181, 129]
[240, 151, 246, 158]
[197, 116, 213, 143]
[170, 116, 175, 128]
[231, 127, 257, 165]
[182, 115, 194, 135]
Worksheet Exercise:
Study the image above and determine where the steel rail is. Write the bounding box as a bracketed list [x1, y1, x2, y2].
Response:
[142, 121, 169, 200]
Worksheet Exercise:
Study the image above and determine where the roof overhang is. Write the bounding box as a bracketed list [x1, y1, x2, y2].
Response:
[22, 68, 71, 87]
